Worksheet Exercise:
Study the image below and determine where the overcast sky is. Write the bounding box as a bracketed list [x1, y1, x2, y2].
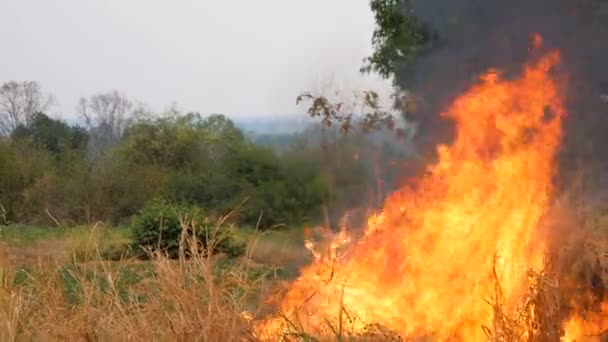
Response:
[0, 0, 394, 119]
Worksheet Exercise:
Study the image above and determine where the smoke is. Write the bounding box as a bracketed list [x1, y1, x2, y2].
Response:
[400, 0, 608, 186]
[382, 3, 608, 331]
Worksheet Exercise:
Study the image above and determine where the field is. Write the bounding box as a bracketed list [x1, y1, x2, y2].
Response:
[0, 223, 312, 341]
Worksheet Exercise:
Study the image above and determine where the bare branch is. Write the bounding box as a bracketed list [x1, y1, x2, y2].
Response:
[78, 90, 134, 142]
[78, 90, 137, 157]
[0, 81, 53, 136]
[296, 89, 399, 137]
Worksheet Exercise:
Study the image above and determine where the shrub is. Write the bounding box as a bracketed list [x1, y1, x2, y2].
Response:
[131, 198, 245, 259]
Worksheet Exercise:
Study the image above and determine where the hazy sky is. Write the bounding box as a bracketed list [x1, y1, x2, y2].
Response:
[0, 0, 394, 119]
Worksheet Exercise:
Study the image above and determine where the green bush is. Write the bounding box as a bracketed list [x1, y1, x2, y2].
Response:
[131, 198, 245, 259]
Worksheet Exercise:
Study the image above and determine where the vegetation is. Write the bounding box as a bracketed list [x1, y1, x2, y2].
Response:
[131, 198, 245, 259]
[0, 227, 267, 341]
[0, 76, 408, 231]
[362, 0, 436, 79]
[0, 212, 314, 341]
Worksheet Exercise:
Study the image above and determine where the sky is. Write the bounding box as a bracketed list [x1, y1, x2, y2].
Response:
[0, 0, 394, 120]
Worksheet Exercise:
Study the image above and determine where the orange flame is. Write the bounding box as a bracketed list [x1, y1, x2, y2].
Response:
[259, 43, 566, 340]
[563, 302, 608, 342]
[564, 301, 608, 341]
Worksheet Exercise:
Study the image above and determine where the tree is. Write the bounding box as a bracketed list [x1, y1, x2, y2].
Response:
[78, 90, 135, 157]
[11, 113, 88, 154]
[0, 139, 19, 223]
[199, 114, 244, 139]
[0, 81, 53, 136]
[362, 0, 436, 79]
[199, 114, 245, 163]
[119, 113, 208, 169]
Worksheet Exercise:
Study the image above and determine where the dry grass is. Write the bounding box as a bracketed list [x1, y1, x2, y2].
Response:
[0, 256, 266, 341]
[0, 218, 280, 342]
[246, 228, 311, 279]
[2, 193, 608, 341]
[0, 224, 131, 267]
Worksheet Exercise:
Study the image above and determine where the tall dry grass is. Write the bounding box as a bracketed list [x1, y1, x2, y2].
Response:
[0, 217, 276, 342]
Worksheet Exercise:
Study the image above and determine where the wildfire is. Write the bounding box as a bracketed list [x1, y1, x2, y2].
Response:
[564, 301, 608, 341]
[256, 38, 606, 340]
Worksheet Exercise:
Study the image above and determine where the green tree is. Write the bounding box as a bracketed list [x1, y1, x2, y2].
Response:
[120, 113, 206, 168]
[2, 139, 56, 223]
[362, 0, 435, 79]
[11, 113, 88, 154]
[0, 139, 20, 223]
[1, 107, 335, 229]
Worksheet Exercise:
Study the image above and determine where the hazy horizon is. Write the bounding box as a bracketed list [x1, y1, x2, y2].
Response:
[0, 0, 394, 120]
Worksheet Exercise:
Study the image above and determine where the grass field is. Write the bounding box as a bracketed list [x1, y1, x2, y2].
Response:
[0, 223, 312, 341]
[0, 225, 131, 266]
[0, 224, 309, 268]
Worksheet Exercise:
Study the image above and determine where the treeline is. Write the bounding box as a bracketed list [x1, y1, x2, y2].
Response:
[0, 81, 409, 229]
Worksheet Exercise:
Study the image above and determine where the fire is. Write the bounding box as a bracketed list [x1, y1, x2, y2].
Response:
[564, 294, 608, 342]
[259, 41, 567, 340]
[564, 301, 608, 341]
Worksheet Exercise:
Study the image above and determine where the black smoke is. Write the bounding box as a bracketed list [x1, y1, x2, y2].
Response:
[399, 0, 608, 188]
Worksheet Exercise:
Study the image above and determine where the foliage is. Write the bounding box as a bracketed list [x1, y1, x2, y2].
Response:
[362, 0, 436, 79]
[0, 139, 19, 224]
[11, 112, 88, 155]
[1, 99, 405, 231]
[116, 113, 328, 228]
[130, 198, 245, 259]
[296, 90, 399, 136]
